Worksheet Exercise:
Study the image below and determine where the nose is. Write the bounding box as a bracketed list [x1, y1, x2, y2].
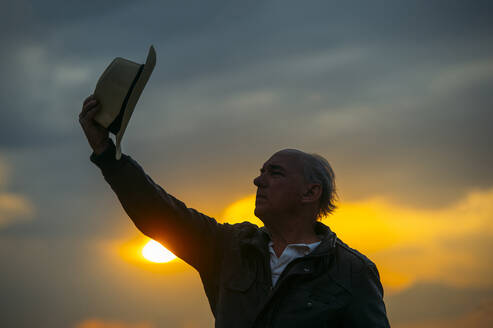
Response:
[253, 174, 265, 187]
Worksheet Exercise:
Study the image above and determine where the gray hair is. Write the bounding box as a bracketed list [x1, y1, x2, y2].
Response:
[301, 153, 338, 220]
[275, 149, 338, 220]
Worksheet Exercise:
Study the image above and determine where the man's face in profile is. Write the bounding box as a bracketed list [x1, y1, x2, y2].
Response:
[253, 151, 306, 222]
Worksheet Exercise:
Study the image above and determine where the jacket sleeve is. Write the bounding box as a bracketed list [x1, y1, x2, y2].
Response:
[341, 261, 391, 327]
[90, 139, 234, 275]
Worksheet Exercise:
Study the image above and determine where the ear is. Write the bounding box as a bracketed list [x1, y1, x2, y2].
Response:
[300, 183, 322, 204]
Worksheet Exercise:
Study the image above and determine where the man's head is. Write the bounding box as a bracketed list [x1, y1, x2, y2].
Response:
[253, 149, 337, 224]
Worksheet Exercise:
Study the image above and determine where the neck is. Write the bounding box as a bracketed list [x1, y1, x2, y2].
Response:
[264, 217, 320, 258]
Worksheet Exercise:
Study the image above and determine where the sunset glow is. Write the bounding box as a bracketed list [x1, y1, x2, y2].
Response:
[221, 188, 493, 294]
[3, 2, 492, 326]
[142, 240, 177, 263]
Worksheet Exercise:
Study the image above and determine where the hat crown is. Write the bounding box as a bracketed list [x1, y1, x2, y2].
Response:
[93, 58, 143, 128]
[93, 45, 156, 160]
[100, 57, 141, 89]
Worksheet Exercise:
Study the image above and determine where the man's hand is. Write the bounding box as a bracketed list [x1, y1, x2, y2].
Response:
[79, 94, 110, 155]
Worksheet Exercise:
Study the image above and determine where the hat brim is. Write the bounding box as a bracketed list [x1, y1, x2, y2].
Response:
[114, 45, 156, 159]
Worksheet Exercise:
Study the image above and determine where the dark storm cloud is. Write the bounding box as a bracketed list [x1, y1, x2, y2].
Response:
[0, 0, 490, 236]
[129, 44, 493, 208]
[3, 0, 492, 142]
[2, 0, 491, 209]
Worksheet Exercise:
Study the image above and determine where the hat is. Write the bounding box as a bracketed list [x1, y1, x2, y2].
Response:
[93, 45, 156, 160]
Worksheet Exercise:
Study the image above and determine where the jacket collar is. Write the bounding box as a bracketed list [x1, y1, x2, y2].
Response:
[309, 221, 338, 256]
[239, 221, 352, 294]
[240, 221, 337, 256]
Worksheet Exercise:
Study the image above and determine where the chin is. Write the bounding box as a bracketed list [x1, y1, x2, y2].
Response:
[254, 207, 266, 220]
[254, 207, 273, 224]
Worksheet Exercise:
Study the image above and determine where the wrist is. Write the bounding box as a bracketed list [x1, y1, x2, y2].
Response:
[93, 139, 111, 155]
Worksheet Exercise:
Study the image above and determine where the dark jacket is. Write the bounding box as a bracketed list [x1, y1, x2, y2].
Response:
[90, 140, 391, 328]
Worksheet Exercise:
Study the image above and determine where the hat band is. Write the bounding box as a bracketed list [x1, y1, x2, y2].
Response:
[108, 64, 145, 134]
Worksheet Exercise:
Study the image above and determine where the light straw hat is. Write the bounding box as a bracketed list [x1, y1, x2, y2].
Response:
[93, 45, 156, 160]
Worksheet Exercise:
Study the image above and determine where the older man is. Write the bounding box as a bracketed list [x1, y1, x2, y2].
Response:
[79, 95, 391, 327]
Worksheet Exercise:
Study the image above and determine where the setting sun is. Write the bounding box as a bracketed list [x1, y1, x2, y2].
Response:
[142, 240, 177, 263]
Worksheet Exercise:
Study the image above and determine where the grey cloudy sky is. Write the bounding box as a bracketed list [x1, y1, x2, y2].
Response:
[1, 1, 492, 327]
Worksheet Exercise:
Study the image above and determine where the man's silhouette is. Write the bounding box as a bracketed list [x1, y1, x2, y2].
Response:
[79, 94, 391, 327]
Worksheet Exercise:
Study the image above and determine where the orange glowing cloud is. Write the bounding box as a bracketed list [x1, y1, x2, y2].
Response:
[220, 188, 493, 294]
[0, 193, 34, 228]
[0, 158, 34, 228]
[221, 194, 262, 226]
[75, 318, 154, 328]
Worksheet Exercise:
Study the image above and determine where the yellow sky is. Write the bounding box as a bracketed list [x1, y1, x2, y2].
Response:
[89, 186, 493, 327]
[112, 186, 493, 294]
[224, 188, 493, 294]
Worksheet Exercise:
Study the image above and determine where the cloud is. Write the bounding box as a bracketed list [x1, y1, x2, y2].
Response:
[0, 157, 34, 229]
[75, 318, 154, 328]
[392, 297, 493, 328]
[0, 2, 492, 326]
[220, 194, 262, 226]
[387, 282, 493, 327]
[429, 59, 493, 95]
[221, 189, 493, 325]
[1, 0, 492, 209]
[75, 317, 203, 328]
[221, 186, 493, 293]
[0, 233, 213, 328]
[329, 187, 493, 292]
[0, 41, 98, 149]
[127, 47, 493, 211]
[0, 193, 34, 228]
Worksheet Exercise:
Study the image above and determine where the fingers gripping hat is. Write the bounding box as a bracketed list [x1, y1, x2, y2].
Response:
[93, 45, 156, 160]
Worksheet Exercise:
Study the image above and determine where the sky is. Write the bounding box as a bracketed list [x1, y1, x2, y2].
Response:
[1, 0, 493, 327]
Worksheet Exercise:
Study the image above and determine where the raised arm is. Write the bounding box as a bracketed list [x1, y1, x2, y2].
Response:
[79, 95, 233, 274]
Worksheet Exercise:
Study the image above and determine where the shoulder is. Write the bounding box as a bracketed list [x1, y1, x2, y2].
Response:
[333, 240, 389, 325]
[326, 237, 385, 302]
[221, 221, 261, 239]
[334, 237, 380, 279]
[335, 238, 376, 269]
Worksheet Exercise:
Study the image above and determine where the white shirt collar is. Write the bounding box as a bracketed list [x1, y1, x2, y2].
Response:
[263, 226, 323, 247]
